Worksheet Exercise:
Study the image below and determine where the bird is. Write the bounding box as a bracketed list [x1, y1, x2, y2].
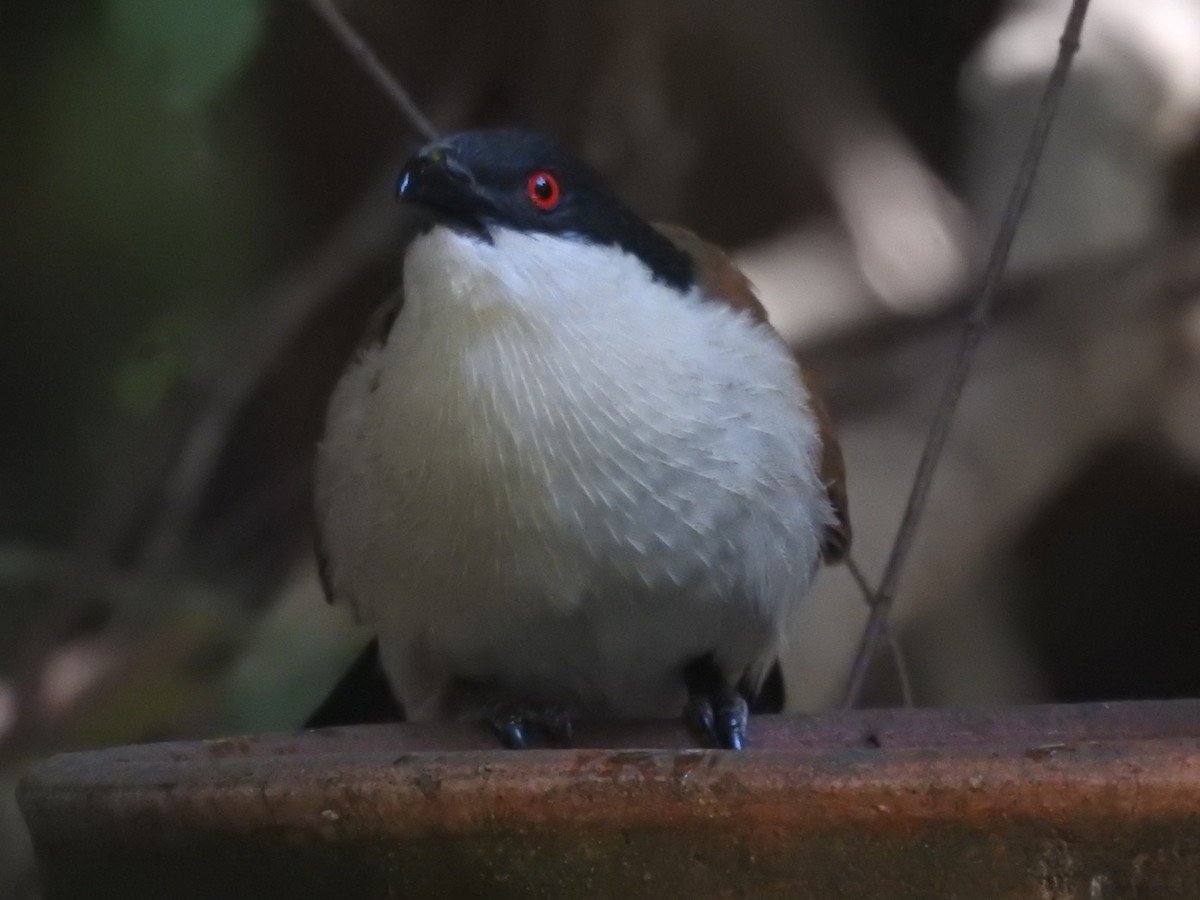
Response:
[310, 129, 849, 750]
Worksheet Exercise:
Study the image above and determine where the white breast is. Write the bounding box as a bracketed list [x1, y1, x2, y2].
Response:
[315, 226, 832, 717]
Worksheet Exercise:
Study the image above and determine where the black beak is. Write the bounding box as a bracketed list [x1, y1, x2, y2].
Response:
[396, 144, 491, 234]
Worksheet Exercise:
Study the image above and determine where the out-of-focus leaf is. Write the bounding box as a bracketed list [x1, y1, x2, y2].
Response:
[31, 42, 268, 296]
[60, 600, 245, 748]
[217, 567, 371, 733]
[106, 0, 268, 110]
[113, 305, 206, 416]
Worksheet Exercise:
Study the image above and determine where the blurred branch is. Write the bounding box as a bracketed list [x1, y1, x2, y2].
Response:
[6, 168, 403, 753]
[0, 543, 220, 614]
[842, 0, 1094, 709]
[139, 170, 402, 570]
[696, 0, 974, 316]
[309, 0, 439, 140]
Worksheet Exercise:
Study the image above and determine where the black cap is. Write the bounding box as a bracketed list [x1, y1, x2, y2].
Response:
[396, 130, 693, 291]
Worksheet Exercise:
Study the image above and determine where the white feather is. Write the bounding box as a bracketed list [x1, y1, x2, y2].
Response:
[315, 226, 832, 718]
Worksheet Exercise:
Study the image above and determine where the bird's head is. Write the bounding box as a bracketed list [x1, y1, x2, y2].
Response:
[396, 130, 693, 290]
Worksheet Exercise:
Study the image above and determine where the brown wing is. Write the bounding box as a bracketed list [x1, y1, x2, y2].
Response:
[655, 224, 851, 563]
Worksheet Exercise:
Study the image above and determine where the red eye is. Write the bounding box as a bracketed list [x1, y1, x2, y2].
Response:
[527, 171, 560, 210]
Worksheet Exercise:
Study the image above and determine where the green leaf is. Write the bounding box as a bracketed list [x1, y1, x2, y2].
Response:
[114, 305, 206, 416]
[107, 0, 268, 109]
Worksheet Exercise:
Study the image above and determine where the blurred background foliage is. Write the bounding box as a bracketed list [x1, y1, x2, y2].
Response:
[5, 0, 268, 537]
[4, 0, 1200, 896]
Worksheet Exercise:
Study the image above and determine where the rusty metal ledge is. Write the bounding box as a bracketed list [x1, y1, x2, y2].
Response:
[19, 700, 1200, 899]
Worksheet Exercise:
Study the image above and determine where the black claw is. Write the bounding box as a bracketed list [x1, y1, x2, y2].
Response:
[713, 694, 748, 750]
[449, 680, 579, 749]
[485, 702, 578, 749]
[683, 654, 752, 750]
[493, 716, 529, 750]
[546, 711, 574, 745]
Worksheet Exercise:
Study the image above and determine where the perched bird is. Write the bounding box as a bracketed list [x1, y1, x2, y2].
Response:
[311, 130, 849, 749]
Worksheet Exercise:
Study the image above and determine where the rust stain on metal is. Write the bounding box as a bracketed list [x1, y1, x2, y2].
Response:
[18, 700, 1200, 899]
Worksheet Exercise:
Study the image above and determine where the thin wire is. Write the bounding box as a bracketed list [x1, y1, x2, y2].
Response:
[886, 630, 914, 709]
[843, 553, 873, 604]
[841, 0, 1093, 709]
[844, 554, 914, 707]
[310, 0, 440, 141]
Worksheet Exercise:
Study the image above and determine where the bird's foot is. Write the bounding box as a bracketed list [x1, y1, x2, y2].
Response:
[682, 655, 750, 750]
[487, 700, 578, 749]
[447, 681, 579, 749]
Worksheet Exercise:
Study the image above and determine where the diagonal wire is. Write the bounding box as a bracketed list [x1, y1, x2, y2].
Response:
[310, 0, 440, 140]
[842, 0, 1093, 709]
[845, 554, 914, 707]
